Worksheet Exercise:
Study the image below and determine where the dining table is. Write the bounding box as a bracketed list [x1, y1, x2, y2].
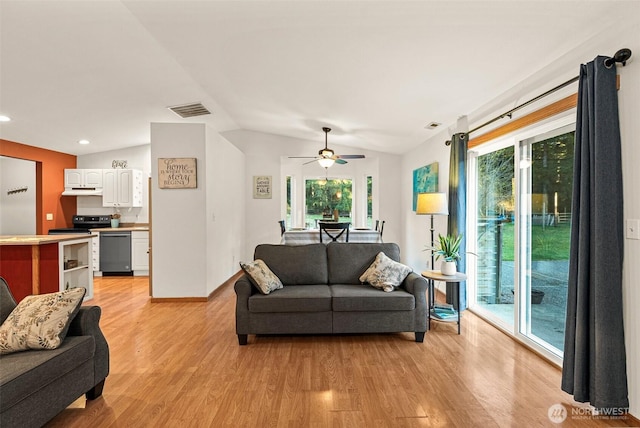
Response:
[281, 228, 382, 245]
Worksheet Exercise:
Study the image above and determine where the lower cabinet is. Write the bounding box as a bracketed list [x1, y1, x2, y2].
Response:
[131, 231, 149, 274]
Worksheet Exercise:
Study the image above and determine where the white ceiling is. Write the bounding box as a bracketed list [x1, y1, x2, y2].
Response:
[0, 1, 636, 156]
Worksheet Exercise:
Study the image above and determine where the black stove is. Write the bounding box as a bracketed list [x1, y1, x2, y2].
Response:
[48, 215, 111, 235]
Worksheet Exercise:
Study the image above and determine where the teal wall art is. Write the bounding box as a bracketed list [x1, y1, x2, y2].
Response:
[412, 162, 439, 210]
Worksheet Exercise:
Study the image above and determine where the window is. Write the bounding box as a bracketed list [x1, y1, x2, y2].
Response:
[366, 175, 373, 228]
[304, 178, 352, 227]
[285, 176, 292, 228]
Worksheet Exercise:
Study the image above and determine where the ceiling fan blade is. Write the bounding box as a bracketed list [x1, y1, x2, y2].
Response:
[288, 156, 317, 159]
[337, 154, 365, 159]
[302, 159, 319, 165]
[335, 159, 348, 165]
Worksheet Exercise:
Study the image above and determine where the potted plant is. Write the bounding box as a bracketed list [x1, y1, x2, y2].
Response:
[426, 234, 473, 275]
[110, 212, 121, 228]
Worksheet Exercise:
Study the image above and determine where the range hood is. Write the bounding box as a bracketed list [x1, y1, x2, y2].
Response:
[61, 188, 103, 196]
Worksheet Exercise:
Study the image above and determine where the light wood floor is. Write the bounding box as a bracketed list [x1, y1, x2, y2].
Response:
[46, 276, 637, 427]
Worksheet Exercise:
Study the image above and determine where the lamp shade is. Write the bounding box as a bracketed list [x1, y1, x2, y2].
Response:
[318, 158, 335, 168]
[416, 192, 448, 215]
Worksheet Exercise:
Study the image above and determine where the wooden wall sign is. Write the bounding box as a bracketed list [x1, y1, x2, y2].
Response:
[158, 158, 197, 189]
[253, 176, 272, 199]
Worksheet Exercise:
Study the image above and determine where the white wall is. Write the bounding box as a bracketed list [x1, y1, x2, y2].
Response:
[401, 21, 639, 417]
[401, 134, 452, 274]
[151, 123, 245, 298]
[77, 144, 151, 223]
[205, 131, 246, 295]
[0, 156, 36, 234]
[223, 129, 403, 261]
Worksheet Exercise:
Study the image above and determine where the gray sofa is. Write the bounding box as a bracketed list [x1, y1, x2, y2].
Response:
[0, 278, 109, 428]
[235, 242, 428, 345]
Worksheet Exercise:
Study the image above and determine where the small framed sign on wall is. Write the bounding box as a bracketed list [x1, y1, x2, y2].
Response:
[158, 158, 197, 189]
[253, 175, 272, 199]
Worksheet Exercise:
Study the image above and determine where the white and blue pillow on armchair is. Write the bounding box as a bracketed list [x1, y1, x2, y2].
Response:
[359, 251, 412, 292]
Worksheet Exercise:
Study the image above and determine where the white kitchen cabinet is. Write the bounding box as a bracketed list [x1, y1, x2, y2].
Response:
[64, 169, 103, 188]
[102, 169, 143, 208]
[131, 231, 149, 274]
[59, 237, 94, 300]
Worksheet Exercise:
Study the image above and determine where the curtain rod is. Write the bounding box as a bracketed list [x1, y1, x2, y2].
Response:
[445, 48, 632, 145]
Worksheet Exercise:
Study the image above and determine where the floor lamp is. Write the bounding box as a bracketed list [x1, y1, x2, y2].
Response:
[416, 192, 449, 270]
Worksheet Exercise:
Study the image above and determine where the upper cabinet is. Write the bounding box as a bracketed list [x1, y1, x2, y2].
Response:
[102, 169, 143, 207]
[64, 169, 103, 188]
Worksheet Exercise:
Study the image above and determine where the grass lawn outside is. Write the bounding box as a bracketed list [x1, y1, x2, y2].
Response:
[501, 222, 571, 261]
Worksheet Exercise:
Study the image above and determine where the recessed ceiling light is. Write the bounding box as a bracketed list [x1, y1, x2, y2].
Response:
[0, 115, 11, 122]
[78, 139, 90, 145]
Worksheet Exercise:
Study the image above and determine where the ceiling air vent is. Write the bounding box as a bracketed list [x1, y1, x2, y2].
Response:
[168, 103, 211, 118]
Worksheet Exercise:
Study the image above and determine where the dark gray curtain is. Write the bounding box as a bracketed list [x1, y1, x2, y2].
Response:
[561, 56, 628, 409]
[447, 132, 468, 310]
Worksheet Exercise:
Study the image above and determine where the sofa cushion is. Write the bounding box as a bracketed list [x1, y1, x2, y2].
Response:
[0, 335, 95, 413]
[0, 287, 85, 355]
[239, 259, 284, 295]
[254, 244, 328, 285]
[327, 243, 401, 285]
[359, 252, 413, 292]
[248, 285, 332, 313]
[331, 284, 415, 312]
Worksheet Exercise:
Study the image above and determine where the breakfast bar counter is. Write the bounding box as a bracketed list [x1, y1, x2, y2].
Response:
[0, 234, 95, 245]
[0, 235, 95, 302]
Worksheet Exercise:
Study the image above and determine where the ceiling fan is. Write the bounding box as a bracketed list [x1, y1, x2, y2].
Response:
[289, 127, 365, 168]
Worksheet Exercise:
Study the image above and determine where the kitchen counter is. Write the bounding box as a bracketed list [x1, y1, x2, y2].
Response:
[0, 234, 95, 302]
[0, 235, 96, 246]
[91, 224, 149, 232]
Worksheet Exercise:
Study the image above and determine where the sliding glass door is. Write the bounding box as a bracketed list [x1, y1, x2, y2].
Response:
[518, 124, 574, 352]
[470, 117, 575, 359]
[473, 144, 515, 328]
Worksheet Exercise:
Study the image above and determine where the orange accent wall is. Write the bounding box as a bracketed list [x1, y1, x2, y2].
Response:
[0, 139, 77, 234]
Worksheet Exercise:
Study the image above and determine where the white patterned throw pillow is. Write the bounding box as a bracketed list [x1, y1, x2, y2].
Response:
[360, 252, 412, 292]
[240, 259, 284, 295]
[0, 287, 86, 355]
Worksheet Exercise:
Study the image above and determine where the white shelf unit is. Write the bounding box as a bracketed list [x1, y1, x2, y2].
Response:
[91, 233, 100, 273]
[59, 237, 94, 300]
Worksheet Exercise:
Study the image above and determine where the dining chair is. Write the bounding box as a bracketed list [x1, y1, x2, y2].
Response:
[318, 222, 350, 243]
[278, 220, 286, 236]
[376, 220, 385, 238]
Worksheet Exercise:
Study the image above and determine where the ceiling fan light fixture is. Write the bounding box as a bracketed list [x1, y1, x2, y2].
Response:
[318, 158, 335, 168]
[320, 148, 334, 158]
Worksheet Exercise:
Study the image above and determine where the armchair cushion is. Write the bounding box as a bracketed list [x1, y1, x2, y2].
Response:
[0, 287, 85, 355]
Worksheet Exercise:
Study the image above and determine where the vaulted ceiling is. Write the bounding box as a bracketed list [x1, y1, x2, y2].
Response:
[0, 1, 636, 156]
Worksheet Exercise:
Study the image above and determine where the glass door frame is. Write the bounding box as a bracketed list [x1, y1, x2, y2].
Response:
[467, 113, 575, 366]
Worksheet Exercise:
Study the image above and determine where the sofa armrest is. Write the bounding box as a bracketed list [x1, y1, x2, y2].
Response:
[67, 306, 110, 385]
[403, 272, 428, 296]
[402, 272, 428, 332]
[234, 275, 255, 337]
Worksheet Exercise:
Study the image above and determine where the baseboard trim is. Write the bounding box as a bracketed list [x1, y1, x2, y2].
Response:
[150, 297, 208, 303]
[150, 270, 244, 303]
[208, 270, 243, 300]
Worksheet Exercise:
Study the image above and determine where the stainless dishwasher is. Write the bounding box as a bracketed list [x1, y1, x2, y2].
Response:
[100, 231, 132, 275]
